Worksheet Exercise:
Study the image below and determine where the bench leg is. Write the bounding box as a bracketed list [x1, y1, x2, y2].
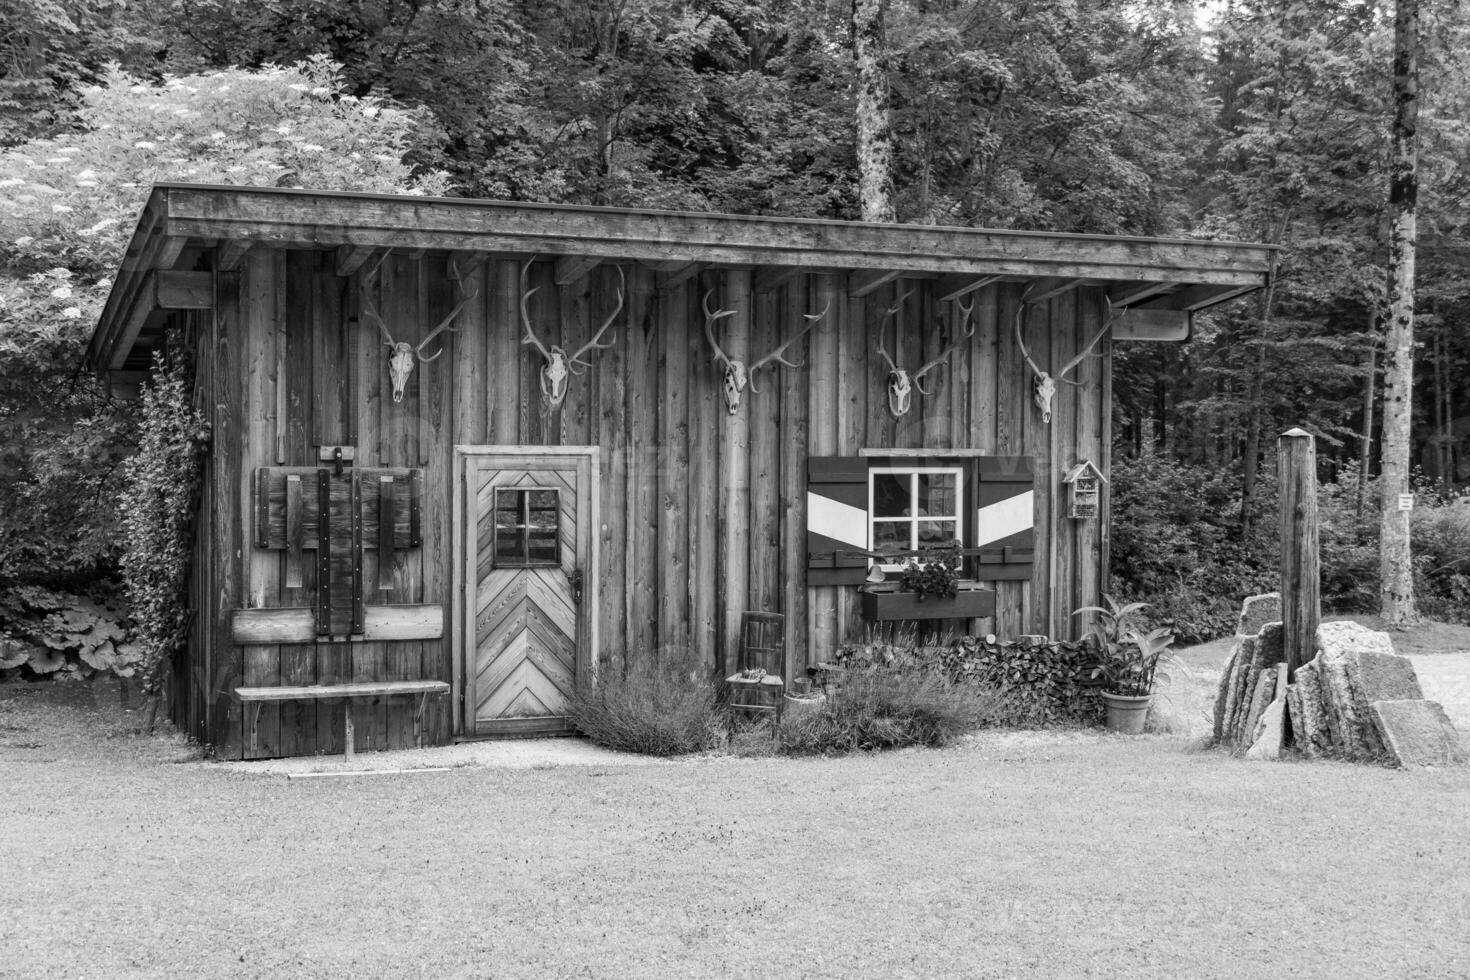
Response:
[413, 693, 430, 749]
[246, 702, 263, 757]
[344, 701, 355, 760]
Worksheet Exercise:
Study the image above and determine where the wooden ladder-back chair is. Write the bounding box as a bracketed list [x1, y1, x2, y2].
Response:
[726, 611, 787, 729]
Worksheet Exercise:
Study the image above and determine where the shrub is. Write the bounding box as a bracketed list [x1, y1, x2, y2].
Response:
[1413, 493, 1470, 624]
[0, 584, 139, 680]
[777, 668, 999, 754]
[566, 659, 725, 756]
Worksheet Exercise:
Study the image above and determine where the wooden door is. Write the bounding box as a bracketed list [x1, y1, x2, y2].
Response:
[458, 449, 598, 736]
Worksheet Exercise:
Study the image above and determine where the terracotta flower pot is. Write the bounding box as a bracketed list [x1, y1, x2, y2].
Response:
[1100, 691, 1152, 734]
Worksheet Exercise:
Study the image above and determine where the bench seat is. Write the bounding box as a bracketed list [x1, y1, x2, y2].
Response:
[234, 680, 450, 758]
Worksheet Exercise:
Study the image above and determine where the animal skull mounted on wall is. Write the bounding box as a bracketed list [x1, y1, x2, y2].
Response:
[1014, 292, 1124, 423]
[361, 251, 479, 403]
[874, 290, 975, 418]
[519, 261, 625, 410]
[703, 290, 829, 414]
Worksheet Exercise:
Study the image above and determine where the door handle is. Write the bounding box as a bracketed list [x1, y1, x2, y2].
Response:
[567, 568, 584, 605]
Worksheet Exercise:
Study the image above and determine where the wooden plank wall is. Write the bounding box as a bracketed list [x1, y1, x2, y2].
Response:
[191, 249, 1109, 757]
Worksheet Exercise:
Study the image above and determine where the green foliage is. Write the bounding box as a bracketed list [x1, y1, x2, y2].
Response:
[897, 540, 961, 600]
[0, 583, 139, 680]
[777, 668, 996, 755]
[118, 340, 207, 701]
[1074, 595, 1179, 697]
[0, 60, 446, 586]
[1413, 492, 1470, 624]
[566, 659, 725, 757]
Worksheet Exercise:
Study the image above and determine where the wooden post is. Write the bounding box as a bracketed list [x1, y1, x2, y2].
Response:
[1279, 427, 1320, 678]
[719, 270, 753, 676]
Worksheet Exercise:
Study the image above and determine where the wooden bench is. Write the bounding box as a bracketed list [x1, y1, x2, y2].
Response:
[234, 680, 450, 758]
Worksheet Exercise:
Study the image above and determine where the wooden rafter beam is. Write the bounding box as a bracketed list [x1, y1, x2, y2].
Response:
[656, 262, 704, 290]
[754, 267, 802, 294]
[934, 274, 1004, 303]
[1140, 283, 1258, 312]
[218, 239, 253, 272]
[1021, 277, 1088, 304]
[554, 254, 603, 286]
[1106, 281, 1173, 308]
[106, 271, 213, 371]
[847, 269, 900, 298]
[334, 244, 375, 277]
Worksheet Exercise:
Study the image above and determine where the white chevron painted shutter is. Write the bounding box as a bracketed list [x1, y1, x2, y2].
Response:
[971, 456, 1036, 581]
[806, 457, 869, 586]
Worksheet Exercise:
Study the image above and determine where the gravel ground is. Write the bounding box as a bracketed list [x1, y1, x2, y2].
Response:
[4, 673, 1470, 980]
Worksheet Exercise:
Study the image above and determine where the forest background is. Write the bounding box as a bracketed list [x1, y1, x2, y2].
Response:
[1, 0, 1467, 672]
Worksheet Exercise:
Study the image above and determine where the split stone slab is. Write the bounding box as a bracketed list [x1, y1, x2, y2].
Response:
[1246, 700, 1285, 761]
[1369, 700, 1468, 768]
[1237, 592, 1282, 637]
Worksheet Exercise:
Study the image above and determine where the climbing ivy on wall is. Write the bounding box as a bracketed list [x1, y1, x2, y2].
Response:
[118, 336, 209, 713]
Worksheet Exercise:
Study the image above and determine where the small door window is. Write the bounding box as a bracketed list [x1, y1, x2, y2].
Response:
[493, 487, 562, 567]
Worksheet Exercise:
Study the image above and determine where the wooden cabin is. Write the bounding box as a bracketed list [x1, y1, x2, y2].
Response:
[87, 183, 1273, 759]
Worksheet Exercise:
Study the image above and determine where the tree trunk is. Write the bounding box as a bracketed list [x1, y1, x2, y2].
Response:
[852, 0, 896, 223]
[1379, 0, 1419, 625]
[1356, 308, 1378, 523]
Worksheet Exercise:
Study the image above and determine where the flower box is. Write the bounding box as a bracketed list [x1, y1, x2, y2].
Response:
[859, 584, 996, 622]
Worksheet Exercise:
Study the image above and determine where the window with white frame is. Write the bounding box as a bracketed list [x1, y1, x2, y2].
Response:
[868, 466, 964, 571]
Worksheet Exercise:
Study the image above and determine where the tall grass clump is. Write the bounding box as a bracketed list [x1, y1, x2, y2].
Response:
[566, 659, 725, 756]
[777, 668, 1003, 755]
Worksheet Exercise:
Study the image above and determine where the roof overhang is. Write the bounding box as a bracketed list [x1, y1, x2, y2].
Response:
[89, 183, 1277, 374]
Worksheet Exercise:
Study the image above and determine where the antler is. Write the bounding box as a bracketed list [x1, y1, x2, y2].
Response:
[702, 289, 737, 366]
[519, 257, 550, 359]
[567, 265, 624, 373]
[746, 297, 829, 393]
[360, 249, 396, 347]
[875, 287, 917, 367]
[1052, 296, 1124, 384]
[910, 296, 977, 394]
[415, 256, 480, 363]
[1013, 288, 1045, 378]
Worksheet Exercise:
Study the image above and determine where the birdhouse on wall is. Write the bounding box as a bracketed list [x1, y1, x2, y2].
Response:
[1062, 461, 1106, 520]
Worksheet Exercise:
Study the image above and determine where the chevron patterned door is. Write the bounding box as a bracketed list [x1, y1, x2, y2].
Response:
[460, 449, 597, 736]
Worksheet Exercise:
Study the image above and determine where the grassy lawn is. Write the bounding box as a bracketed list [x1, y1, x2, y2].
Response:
[3, 673, 1469, 980]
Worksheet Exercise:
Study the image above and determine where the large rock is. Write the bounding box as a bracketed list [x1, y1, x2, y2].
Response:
[1237, 592, 1282, 637]
[1285, 681, 1306, 755]
[1246, 700, 1285, 761]
[1289, 660, 1331, 757]
[1251, 622, 1286, 670]
[1369, 700, 1469, 768]
[1212, 644, 1240, 742]
[1216, 636, 1255, 744]
[1239, 668, 1278, 745]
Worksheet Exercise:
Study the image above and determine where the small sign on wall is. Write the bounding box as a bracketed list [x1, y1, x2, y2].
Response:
[1398, 493, 1415, 511]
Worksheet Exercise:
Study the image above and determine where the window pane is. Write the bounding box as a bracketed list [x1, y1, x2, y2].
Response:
[872, 472, 911, 517]
[917, 520, 957, 546]
[493, 487, 562, 566]
[873, 521, 910, 554]
[918, 473, 957, 517]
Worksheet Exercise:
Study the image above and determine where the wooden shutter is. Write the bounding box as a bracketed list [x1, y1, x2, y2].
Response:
[971, 456, 1035, 582]
[806, 456, 869, 586]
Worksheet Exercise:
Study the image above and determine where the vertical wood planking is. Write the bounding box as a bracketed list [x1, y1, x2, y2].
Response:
[993, 284, 1025, 637]
[490, 260, 522, 444]
[780, 280, 812, 678]
[1073, 289, 1104, 638]
[422, 254, 456, 744]
[657, 281, 691, 664]
[807, 275, 841, 666]
[1049, 290, 1079, 639]
[625, 269, 659, 661]
[240, 252, 281, 758]
[1020, 297, 1051, 637]
[747, 288, 782, 630]
[717, 270, 752, 675]
[687, 283, 719, 675]
[276, 252, 314, 755]
[594, 266, 629, 675]
[1099, 322, 1115, 602]
[835, 289, 865, 644]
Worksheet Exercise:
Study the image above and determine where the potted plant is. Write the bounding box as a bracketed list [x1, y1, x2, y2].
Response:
[860, 541, 996, 622]
[1073, 595, 1179, 733]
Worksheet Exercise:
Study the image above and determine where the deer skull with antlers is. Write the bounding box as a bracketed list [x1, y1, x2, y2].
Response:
[875, 291, 975, 418]
[361, 251, 479, 403]
[1014, 293, 1123, 423]
[703, 290, 829, 414]
[520, 261, 625, 409]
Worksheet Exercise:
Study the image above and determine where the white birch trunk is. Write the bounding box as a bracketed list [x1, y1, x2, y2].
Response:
[852, 0, 895, 223]
[1379, 0, 1419, 624]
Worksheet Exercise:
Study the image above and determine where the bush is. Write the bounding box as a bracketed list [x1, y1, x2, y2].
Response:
[1414, 493, 1470, 624]
[777, 668, 1000, 755]
[566, 659, 725, 757]
[0, 584, 138, 680]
